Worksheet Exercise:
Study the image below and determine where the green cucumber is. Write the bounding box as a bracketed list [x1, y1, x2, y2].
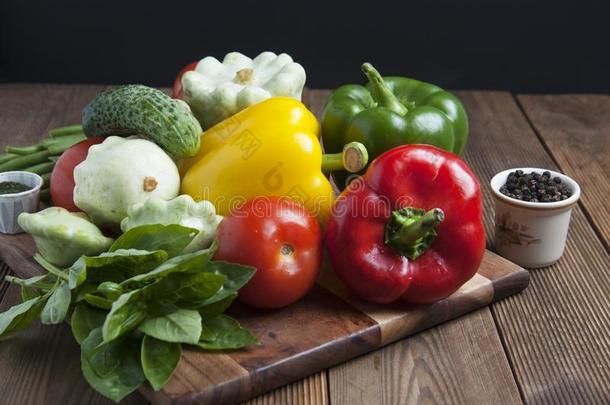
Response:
[82, 85, 202, 159]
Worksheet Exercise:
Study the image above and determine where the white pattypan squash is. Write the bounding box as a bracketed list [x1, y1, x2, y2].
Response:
[73, 136, 180, 227]
[18, 207, 114, 267]
[120, 195, 222, 252]
[182, 51, 306, 129]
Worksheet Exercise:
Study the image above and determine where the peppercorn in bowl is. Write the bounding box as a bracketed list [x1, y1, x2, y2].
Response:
[490, 168, 581, 268]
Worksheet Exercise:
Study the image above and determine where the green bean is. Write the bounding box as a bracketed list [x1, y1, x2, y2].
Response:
[40, 172, 51, 187]
[48, 124, 83, 138]
[0, 150, 51, 172]
[42, 134, 86, 148]
[0, 153, 18, 164]
[39, 188, 50, 202]
[46, 135, 87, 155]
[48, 156, 60, 163]
[5, 143, 45, 155]
[23, 161, 55, 175]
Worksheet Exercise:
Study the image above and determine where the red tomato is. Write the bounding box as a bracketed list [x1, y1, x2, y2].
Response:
[171, 61, 197, 99]
[50, 137, 104, 211]
[214, 197, 322, 309]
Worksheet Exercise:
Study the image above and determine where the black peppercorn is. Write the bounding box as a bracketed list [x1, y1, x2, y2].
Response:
[499, 170, 572, 203]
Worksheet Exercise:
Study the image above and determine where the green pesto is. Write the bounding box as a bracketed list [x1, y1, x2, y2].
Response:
[0, 181, 31, 195]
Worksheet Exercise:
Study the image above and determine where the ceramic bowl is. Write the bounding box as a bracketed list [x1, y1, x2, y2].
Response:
[490, 168, 581, 268]
[0, 171, 43, 234]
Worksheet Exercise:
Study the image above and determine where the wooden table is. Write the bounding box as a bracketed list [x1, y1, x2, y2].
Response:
[0, 85, 608, 405]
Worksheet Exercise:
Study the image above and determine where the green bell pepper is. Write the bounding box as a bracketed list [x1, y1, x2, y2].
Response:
[321, 63, 469, 189]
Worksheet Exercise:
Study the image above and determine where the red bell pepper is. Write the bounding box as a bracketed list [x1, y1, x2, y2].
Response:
[325, 144, 485, 304]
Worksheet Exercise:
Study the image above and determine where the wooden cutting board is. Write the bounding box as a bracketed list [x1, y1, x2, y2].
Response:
[0, 233, 529, 404]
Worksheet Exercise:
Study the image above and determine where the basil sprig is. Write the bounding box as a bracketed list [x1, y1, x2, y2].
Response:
[0, 224, 257, 402]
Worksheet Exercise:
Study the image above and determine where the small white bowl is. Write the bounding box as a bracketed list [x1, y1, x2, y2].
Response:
[490, 168, 581, 268]
[0, 171, 43, 234]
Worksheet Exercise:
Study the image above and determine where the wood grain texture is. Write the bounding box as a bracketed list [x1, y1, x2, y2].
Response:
[516, 94, 610, 250]
[0, 262, 10, 299]
[0, 83, 107, 146]
[456, 91, 610, 404]
[308, 89, 524, 405]
[0, 282, 146, 405]
[319, 252, 528, 346]
[141, 284, 380, 404]
[328, 309, 523, 405]
[244, 372, 328, 405]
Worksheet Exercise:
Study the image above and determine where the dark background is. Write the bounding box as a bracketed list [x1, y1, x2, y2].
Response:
[1, 0, 609, 92]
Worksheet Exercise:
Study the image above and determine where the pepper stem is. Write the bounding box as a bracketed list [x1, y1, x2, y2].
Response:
[321, 141, 369, 173]
[384, 207, 444, 260]
[362, 63, 409, 115]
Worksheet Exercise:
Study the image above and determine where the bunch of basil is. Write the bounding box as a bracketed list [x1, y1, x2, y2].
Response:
[0, 224, 257, 402]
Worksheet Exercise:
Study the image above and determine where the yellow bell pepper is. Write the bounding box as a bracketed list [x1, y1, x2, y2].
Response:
[180, 97, 367, 223]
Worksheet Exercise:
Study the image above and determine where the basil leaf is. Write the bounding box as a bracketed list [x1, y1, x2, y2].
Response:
[33, 254, 70, 280]
[138, 309, 202, 344]
[103, 272, 225, 343]
[6, 273, 57, 291]
[0, 296, 46, 338]
[84, 293, 114, 310]
[102, 290, 147, 343]
[141, 335, 181, 391]
[21, 286, 40, 301]
[197, 315, 257, 350]
[195, 261, 256, 307]
[6, 274, 58, 301]
[110, 224, 198, 257]
[69, 249, 168, 289]
[40, 281, 71, 324]
[146, 272, 226, 309]
[120, 248, 216, 291]
[198, 293, 237, 318]
[71, 303, 107, 344]
[81, 328, 145, 402]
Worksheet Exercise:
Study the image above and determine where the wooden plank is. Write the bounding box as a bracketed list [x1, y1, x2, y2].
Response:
[455, 91, 610, 404]
[309, 89, 524, 405]
[328, 309, 522, 405]
[0, 83, 107, 146]
[516, 94, 610, 250]
[244, 372, 328, 405]
[0, 262, 10, 299]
